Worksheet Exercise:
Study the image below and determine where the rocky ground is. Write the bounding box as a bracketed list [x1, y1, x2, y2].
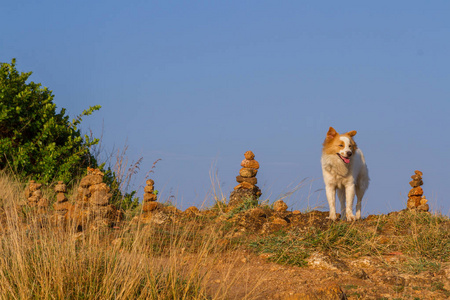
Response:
[129, 201, 450, 300]
[202, 246, 450, 299]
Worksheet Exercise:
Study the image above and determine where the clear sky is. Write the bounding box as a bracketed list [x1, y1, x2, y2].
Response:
[2, 1, 449, 216]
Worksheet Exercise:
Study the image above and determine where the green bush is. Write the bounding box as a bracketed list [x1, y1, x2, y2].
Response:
[0, 59, 100, 183]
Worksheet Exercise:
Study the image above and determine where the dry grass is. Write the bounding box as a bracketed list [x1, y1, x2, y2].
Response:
[0, 172, 262, 300]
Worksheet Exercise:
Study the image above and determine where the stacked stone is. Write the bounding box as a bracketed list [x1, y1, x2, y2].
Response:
[25, 180, 48, 210]
[407, 170, 429, 212]
[73, 168, 118, 229]
[236, 151, 259, 188]
[143, 179, 158, 213]
[54, 181, 71, 219]
[77, 168, 106, 205]
[229, 151, 262, 206]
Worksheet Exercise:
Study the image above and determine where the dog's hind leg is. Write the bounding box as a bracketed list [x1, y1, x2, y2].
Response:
[355, 187, 365, 220]
[337, 188, 346, 220]
[355, 170, 369, 220]
[344, 184, 356, 221]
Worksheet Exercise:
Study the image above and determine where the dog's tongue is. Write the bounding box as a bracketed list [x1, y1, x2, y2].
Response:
[343, 156, 350, 164]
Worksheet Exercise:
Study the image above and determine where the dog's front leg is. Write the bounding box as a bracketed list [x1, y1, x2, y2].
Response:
[345, 184, 356, 221]
[325, 185, 337, 221]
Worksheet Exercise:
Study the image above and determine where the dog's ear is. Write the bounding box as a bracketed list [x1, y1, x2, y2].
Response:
[347, 130, 357, 137]
[326, 127, 337, 140]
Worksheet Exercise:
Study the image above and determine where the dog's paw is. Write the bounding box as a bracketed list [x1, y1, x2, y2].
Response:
[327, 214, 338, 221]
[346, 214, 356, 222]
[355, 212, 361, 220]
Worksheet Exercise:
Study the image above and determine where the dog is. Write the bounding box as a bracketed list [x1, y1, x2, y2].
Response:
[321, 127, 369, 221]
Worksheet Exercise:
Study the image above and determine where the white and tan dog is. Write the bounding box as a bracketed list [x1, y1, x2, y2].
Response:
[321, 127, 369, 221]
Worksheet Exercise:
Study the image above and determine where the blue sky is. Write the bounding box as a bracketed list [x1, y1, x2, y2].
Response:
[2, 1, 449, 215]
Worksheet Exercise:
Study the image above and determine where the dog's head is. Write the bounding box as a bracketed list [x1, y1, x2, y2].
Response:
[322, 127, 358, 164]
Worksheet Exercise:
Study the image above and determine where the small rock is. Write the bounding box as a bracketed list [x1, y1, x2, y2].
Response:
[410, 196, 422, 207]
[151, 211, 169, 224]
[77, 187, 90, 201]
[411, 175, 421, 181]
[420, 196, 428, 205]
[246, 207, 266, 219]
[239, 167, 258, 178]
[29, 182, 43, 192]
[87, 168, 104, 176]
[236, 176, 257, 185]
[32, 190, 42, 197]
[24, 187, 32, 198]
[240, 159, 260, 169]
[143, 201, 159, 212]
[307, 253, 339, 271]
[272, 217, 288, 226]
[409, 179, 423, 187]
[380, 275, 406, 286]
[90, 190, 110, 206]
[144, 185, 154, 193]
[146, 179, 155, 186]
[350, 257, 374, 268]
[417, 203, 429, 212]
[54, 181, 67, 193]
[37, 198, 49, 208]
[54, 201, 72, 212]
[292, 210, 301, 215]
[89, 182, 110, 194]
[143, 193, 157, 202]
[234, 182, 255, 190]
[79, 174, 103, 187]
[407, 198, 416, 210]
[56, 193, 68, 203]
[244, 151, 255, 160]
[273, 200, 288, 212]
[408, 186, 423, 197]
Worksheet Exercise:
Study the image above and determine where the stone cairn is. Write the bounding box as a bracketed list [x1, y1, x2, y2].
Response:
[142, 179, 158, 213]
[74, 168, 117, 228]
[25, 180, 49, 212]
[53, 181, 71, 223]
[407, 170, 429, 212]
[229, 151, 262, 206]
